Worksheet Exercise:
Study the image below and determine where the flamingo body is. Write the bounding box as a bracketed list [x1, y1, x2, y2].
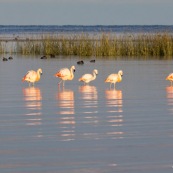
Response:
[105, 70, 123, 89]
[166, 73, 173, 86]
[22, 68, 42, 86]
[79, 69, 98, 85]
[54, 66, 75, 86]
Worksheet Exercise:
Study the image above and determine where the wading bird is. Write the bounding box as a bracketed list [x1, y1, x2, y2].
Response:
[105, 70, 123, 89]
[166, 73, 173, 86]
[79, 69, 98, 85]
[54, 66, 75, 87]
[22, 68, 42, 86]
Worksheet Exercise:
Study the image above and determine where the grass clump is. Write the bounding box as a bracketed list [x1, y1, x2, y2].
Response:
[1, 32, 173, 58]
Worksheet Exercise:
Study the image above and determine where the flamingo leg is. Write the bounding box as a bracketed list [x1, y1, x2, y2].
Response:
[110, 83, 112, 89]
[62, 80, 65, 87]
[58, 80, 62, 85]
[113, 82, 117, 90]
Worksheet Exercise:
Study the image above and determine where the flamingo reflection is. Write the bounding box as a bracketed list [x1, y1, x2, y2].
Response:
[56, 88, 75, 115]
[79, 85, 98, 112]
[105, 89, 124, 139]
[105, 89, 123, 113]
[166, 86, 173, 110]
[22, 87, 42, 126]
[56, 88, 75, 141]
[78, 85, 100, 140]
[23, 87, 42, 110]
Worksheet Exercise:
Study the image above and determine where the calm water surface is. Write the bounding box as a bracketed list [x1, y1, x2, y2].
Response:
[0, 56, 173, 173]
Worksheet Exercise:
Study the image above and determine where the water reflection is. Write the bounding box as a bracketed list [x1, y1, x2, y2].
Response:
[56, 88, 75, 141]
[105, 89, 124, 139]
[79, 85, 98, 113]
[166, 86, 173, 114]
[22, 87, 42, 126]
[56, 88, 75, 115]
[105, 89, 123, 113]
[78, 86, 100, 140]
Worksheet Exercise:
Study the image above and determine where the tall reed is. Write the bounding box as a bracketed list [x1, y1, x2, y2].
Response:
[0, 41, 7, 54]
[1, 33, 173, 58]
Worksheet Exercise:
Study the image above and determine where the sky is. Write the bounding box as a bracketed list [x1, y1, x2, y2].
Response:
[0, 0, 173, 25]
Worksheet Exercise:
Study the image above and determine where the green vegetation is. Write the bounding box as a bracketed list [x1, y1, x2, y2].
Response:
[0, 33, 173, 58]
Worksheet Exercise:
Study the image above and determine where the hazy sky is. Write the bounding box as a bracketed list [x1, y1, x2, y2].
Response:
[0, 0, 173, 25]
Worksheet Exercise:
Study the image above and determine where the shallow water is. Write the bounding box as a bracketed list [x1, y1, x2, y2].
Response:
[0, 55, 173, 173]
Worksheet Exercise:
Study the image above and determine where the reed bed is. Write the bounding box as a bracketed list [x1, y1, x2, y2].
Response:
[1, 33, 173, 58]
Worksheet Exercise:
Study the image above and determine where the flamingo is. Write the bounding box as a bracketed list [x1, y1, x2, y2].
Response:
[54, 66, 75, 87]
[105, 70, 123, 89]
[22, 68, 42, 86]
[166, 73, 173, 86]
[78, 69, 98, 85]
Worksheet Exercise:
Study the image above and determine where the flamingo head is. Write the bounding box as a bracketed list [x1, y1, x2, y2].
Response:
[93, 69, 98, 75]
[71, 66, 75, 72]
[118, 70, 123, 76]
[38, 68, 43, 75]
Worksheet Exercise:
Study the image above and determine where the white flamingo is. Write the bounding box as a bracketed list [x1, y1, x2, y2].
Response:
[105, 70, 123, 89]
[22, 68, 42, 86]
[54, 66, 75, 87]
[78, 69, 98, 85]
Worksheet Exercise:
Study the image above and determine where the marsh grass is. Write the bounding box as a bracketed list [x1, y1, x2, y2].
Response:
[0, 41, 7, 54]
[1, 33, 173, 58]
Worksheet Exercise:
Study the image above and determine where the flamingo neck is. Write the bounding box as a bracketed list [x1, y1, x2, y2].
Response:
[37, 70, 41, 80]
[70, 68, 74, 79]
[92, 72, 97, 80]
[118, 73, 122, 82]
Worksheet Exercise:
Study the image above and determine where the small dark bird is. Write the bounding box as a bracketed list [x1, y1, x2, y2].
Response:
[3, 57, 8, 61]
[90, 59, 95, 63]
[50, 54, 55, 58]
[77, 60, 84, 65]
[40, 55, 47, 59]
[8, 56, 13, 60]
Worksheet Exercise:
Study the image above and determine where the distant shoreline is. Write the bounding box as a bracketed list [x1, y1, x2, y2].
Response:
[0, 25, 173, 39]
[0, 31, 172, 41]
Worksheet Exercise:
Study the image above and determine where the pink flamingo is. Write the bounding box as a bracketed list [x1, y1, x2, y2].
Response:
[54, 66, 75, 87]
[22, 68, 42, 86]
[78, 69, 98, 85]
[105, 70, 123, 89]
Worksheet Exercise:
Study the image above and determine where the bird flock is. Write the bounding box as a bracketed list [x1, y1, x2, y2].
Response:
[3, 56, 172, 88]
[22, 66, 123, 89]
[21, 59, 124, 89]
